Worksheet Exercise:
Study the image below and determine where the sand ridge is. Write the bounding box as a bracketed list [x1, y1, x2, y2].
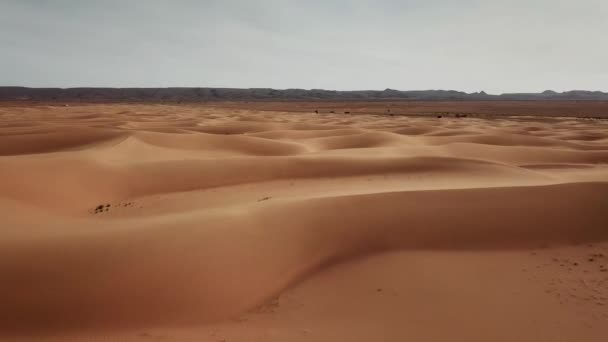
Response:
[1, 103, 608, 341]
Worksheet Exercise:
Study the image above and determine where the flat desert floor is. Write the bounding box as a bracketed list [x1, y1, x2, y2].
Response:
[1, 103, 608, 341]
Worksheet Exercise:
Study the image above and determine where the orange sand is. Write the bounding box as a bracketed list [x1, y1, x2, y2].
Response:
[1, 103, 607, 341]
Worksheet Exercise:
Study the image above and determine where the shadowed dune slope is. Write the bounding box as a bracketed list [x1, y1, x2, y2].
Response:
[2, 182, 608, 331]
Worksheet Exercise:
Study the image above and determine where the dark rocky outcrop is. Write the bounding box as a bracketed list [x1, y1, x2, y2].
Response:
[2, 87, 608, 102]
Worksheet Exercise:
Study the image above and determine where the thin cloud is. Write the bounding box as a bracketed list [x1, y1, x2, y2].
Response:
[1, 0, 606, 93]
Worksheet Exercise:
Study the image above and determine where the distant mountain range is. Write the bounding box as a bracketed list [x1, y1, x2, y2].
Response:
[2, 87, 608, 102]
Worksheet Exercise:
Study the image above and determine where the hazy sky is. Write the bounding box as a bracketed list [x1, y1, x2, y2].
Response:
[1, 0, 606, 93]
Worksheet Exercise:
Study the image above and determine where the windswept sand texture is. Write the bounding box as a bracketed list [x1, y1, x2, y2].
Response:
[1, 103, 608, 341]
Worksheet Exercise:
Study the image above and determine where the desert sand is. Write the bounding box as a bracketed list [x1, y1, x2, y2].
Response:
[1, 103, 607, 341]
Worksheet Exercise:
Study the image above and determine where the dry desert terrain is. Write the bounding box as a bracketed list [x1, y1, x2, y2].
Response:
[1, 102, 608, 341]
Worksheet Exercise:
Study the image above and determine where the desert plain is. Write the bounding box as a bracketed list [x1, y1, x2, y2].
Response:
[1, 101, 608, 341]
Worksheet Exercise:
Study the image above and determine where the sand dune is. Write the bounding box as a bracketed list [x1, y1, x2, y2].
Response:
[1, 103, 607, 341]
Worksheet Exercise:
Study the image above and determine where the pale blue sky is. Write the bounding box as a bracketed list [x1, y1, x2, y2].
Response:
[1, 0, 607, 94]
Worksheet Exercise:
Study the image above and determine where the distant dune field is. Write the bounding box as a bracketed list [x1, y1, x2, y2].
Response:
[1, 103, 607, 341]
[216, 100, 608, 118]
